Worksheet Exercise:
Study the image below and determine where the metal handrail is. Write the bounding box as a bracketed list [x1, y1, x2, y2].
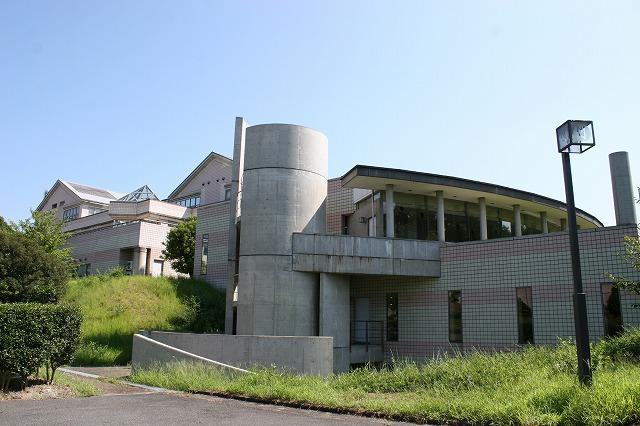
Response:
[350, 320, 383, 352]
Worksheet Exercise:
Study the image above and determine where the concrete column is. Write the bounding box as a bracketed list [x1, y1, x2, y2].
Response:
[560, 218, 567, 231]
[540, 212, 549, 233]
[145, 249, 152, 275]
[319, 273, 351, 373]
[478, 197, 487, 240]
[513, 205, 522, 237]
[436, 190, 445, 242]
[132, 247, 147, 275]
[236, 124, 328, 337]
[226, 117, 247, 334]
[609, 151, 638, 225]
[385, 184, 395, 238]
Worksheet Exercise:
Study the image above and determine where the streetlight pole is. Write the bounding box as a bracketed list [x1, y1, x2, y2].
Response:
[561, 151, 592, 385]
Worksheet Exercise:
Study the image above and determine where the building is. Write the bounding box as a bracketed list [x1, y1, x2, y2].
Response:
[37, 152, 232, 278]
[40, 118, 640, 373]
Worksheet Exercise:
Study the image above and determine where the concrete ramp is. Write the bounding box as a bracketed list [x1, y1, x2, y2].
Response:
[132, 331, 334, 377]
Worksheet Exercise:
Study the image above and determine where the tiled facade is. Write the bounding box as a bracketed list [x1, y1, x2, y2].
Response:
[168, 154, 232, 205]
[326, 178, 356, 235]
[193, 201, 230, 291]
[350, 225, 640, 361]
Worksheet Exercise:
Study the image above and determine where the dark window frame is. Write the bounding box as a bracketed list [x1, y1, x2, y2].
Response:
[200, 233, 209, 275]
[516, 286, 534, 344]
[448, 290, 462, 343]
[601, 282, 624, 337]
[386, 293, 398, 342]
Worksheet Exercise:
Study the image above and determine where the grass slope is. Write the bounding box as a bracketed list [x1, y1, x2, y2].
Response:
[131, 330, 640, 426]
[63, 275, 224, 366]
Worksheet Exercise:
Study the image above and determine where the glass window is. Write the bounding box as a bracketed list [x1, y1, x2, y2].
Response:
[175, 194, 201, 208]
[486, 206, 501, 239]
[200, 234, 209, 275]
[522, 214, 542, 235]
[444, 199, 468, 242]
[224, 188, 231, 201]
[448, 290, 462, 343]
[391, 194, 435, 241]
[63, 206, 79, 222]
[601, 283, 623, 337]
[386, 293, 398, 342]
[516, 287, 534, 344]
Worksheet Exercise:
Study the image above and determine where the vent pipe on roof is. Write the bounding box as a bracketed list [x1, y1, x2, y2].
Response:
[609, 151, 637, 226]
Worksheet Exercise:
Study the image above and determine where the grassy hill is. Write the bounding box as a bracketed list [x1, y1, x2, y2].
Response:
[62, 274, 225, 366]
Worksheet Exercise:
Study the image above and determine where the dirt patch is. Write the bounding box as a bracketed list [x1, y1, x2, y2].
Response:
[1, 383, 74, 401]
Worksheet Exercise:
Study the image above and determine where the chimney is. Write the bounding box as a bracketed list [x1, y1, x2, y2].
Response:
[609, 151, 637, 225]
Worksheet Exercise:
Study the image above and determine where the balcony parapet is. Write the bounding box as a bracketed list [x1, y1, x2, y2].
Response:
[292, 233, 441, 277]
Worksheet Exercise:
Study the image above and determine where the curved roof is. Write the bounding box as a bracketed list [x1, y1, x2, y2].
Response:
[341, 165, 603, 228]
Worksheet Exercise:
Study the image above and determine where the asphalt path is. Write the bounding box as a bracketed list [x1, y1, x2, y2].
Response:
[0, 392, 410, 425]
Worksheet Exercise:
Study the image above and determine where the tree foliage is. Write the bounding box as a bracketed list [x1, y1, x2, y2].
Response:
[162, 217, 197, 278]
[0, 303, 81, 390]
[15, 211, 73, 267]
[611, 234, 640, 294]
[0, 228, 70, 303]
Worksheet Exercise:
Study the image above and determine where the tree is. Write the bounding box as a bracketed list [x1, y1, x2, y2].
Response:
[611, 234, 640, 294]
[162, 216, 197, 278]
[15, 211, 73, 268]
[0, 228, 70, 303]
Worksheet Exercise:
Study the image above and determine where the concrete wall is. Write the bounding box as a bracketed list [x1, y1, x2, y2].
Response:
[292, 233, 441, 277]
[136, 331, 333, 376]
[237, 124, 328, 336]
[350, 225, 640, 362]
[319, 273, 350, 373]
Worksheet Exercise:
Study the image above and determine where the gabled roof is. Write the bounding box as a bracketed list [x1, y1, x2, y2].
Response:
[36, 180, 125, 211]
[118, 185, 159, 202]
[167, 151, 232, 200]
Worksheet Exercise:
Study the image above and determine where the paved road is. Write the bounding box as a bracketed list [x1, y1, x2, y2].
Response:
[0, 392, 408, 425]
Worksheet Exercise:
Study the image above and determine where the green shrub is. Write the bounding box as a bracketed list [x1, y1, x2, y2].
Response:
[0, 228, 70, 303]
[0, 303, 82, 390]
[597, 327, 640, 363]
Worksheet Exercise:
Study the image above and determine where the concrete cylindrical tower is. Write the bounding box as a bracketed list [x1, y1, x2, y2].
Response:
[609, 151, 637, 226]
[236, 124, 328, 336]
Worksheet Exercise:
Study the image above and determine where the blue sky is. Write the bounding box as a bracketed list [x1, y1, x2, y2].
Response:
[1, 1, 638, 225]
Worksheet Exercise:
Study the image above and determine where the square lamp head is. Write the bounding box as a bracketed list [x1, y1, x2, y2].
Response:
[556, 120, 595, 154]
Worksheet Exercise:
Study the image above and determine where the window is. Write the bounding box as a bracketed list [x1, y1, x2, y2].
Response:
[63, 206, 79, 221]
[386, 293, 398, 341]
[51, 203, 57, 209]
[76, 263, 91, 277]
[601, 283, 623, 337]
[224, 187, 231, 201]
[175, 194, 201, 208]
[86, 207, 105, 216]
[200, 234, 209, 275]
[516, 287, 534, 344]
[448, 290, 462, 343]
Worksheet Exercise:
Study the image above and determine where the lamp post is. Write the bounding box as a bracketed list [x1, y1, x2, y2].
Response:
[556, 119, 595, 385]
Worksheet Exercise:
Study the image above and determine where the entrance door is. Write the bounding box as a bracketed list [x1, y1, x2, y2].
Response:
[152, 260, 164, 277]
[354, 298, 369, 343]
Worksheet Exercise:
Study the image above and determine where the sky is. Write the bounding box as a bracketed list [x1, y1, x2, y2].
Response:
[1, 1, 639, 225]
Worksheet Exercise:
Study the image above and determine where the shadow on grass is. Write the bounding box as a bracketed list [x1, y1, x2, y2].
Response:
[71, 277, 226, 366]
[168, 278, 225, 333]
